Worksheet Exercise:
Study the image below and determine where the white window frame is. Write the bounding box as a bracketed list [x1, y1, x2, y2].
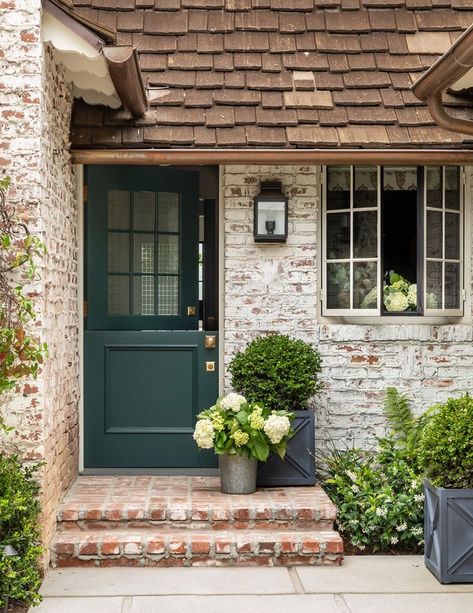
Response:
[321, 165, 465, 319]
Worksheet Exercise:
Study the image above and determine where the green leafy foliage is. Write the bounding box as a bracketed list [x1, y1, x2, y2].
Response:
[317, 438, 424, 553]
[416, 394, 473, 489]
[194, 393, 294, 462]
[0, 454, 43, 608]
[0, 177, 47, 394]
[316, 387, 432, 553]
[229, 334, 322, 412]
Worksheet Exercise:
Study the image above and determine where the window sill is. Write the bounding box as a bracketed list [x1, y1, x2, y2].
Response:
[318, 315, 469, 326]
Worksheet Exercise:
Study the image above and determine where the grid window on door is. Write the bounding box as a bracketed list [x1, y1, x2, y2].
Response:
[107, 190, 181, 317]
[322, 166, 464, 317]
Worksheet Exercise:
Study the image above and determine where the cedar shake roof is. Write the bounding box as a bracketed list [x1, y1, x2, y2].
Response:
[70, 0, 473, 150]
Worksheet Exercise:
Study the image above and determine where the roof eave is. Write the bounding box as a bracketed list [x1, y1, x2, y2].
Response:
[43, 0, 116, 46]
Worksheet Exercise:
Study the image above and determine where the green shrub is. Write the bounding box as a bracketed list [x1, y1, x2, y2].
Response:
[229, 334, 322, 412]
[318, 438, 424, 553]
[0, 453, 43, 608]
[417, 394, 473, 489]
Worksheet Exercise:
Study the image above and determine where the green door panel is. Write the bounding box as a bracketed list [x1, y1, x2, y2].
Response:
[84, 166, 218, 469]
[85, 331, 218, 468]
[86, 165, 199, 331]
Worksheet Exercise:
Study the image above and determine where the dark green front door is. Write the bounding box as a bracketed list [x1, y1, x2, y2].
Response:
[84, 166, 218, 469]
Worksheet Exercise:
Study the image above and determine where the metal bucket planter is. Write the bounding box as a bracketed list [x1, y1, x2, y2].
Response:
[424, 479, 473, 583]
[219, 454, 257, 494]
[256, 409, 315, 487]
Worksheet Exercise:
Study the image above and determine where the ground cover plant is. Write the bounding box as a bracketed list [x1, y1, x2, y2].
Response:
[317, 388, 429, 553]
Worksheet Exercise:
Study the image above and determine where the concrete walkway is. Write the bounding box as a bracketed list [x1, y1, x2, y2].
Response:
[33, 556, 473, 613]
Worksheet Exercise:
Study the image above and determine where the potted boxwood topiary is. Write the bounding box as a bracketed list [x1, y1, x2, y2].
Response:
[417, 394, 473, 583]
[229, 334, 322, 486]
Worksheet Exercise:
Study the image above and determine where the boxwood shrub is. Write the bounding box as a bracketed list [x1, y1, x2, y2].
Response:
[417, 394, 473, 489]
[0, 453, 42, 608]
[229, 334, 322, 412]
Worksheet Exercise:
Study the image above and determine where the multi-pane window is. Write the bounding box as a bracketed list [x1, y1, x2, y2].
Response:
[107, 190, 180, 317]
[322, 166, 464, 317]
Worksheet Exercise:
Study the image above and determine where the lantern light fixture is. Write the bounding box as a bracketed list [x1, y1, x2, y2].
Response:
[253, 181, 288, 243]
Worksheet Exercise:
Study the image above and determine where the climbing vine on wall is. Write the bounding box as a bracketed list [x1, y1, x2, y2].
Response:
[0, 177, 47, 396]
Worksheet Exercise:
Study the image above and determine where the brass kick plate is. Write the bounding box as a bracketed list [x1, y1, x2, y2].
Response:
[206, 361, 216, 372]
[204, 335, 217, 349]
[187, 306, 196, 316]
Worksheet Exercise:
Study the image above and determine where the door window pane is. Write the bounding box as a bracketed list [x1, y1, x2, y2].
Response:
[326, 262, 350, 309]
[445, 262, 460, 309]
[354, 261, 378, 309]
[327, 166, 350, 210]
[133, 276, 155, 315]
[426, 167, 442, 208]
[354, 166, 377, 208]
[326, 213, 350, 260]
[158, 276, 179, 315]
[426, 261, 442, 310]
[445, 212, 460, 260]
[108, 233, 130, 273]
[353, 211, 377, 258]
[158, 235, 179, 274]
[108, 190, 130, 230]
[108, 276, 130, 315]
[445, 167, 460, 210]
[133, 234, 155, 274]
[426, 211, 442, 259]
[158, 193, 179, 232]
[133, 192, 155, 231]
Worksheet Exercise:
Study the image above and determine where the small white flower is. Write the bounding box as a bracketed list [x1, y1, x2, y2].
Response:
[219, 392, 246, 413]
[375, 507, 388, 518]
[263, 414, 291, 444]
[414, 493, 424, 503]
[358, 544, 366, 551]
[411, 527, 423, 536]
[346, 470, 357, 481]
[193, 419, 215, 449]
[390, 536, 399, 545]
[396, 522, 407, 532]
[351, 484, 359, 493]
[410, 480, 420, 490]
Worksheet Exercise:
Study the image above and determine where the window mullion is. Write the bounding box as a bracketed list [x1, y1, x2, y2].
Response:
[350, 166, 354, 311]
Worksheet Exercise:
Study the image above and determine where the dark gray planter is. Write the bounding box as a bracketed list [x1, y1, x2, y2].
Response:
[424, 479, 473, 583]
[256, 409, 315, 487]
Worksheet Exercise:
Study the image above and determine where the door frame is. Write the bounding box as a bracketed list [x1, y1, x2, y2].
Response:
[75, 163, 224, 474]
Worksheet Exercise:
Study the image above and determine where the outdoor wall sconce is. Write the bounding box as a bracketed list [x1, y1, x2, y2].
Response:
[253, 181, 288, 243]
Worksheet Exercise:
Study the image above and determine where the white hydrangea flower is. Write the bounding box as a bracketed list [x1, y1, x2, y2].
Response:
[426, 292, 438, 309]
[385, 291, 409, 312]
[263, 414, 291, 444]
[407, 284, 417, 307]
[219, 392, 246, 413]
[390, 536, 399, 545]
[193, 419, 215, 449]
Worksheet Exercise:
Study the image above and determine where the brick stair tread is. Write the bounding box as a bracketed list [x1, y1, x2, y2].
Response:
[51, 527, 344, 566]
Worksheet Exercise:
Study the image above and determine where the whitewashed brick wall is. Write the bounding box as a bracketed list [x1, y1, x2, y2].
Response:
[223, 164, 473, 449]
[0, 0, 78, 563]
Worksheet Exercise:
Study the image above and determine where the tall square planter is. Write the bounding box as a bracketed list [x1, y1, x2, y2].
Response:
[256, 410, 315, 487]
[424, 479, 473, 583]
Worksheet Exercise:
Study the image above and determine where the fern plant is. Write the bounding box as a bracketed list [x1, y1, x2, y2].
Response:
[382, 387, 433, 461]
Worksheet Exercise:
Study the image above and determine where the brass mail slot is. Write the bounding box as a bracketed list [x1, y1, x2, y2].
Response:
[205, 335, 217, 349]
[187, 306, 196, 316]
[205, 361, 216, 372]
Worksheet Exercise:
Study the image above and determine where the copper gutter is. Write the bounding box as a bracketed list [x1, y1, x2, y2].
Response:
[413, 23, 473, 136]
[71, 148, 473, 166]
[103, 47, 148, 118]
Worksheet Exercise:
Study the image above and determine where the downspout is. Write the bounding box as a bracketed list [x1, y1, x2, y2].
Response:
[427, 93, 473, 137]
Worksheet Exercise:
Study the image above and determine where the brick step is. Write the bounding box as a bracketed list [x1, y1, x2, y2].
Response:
[57, 477, 338, 532]
[50, 528, 344, 568]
